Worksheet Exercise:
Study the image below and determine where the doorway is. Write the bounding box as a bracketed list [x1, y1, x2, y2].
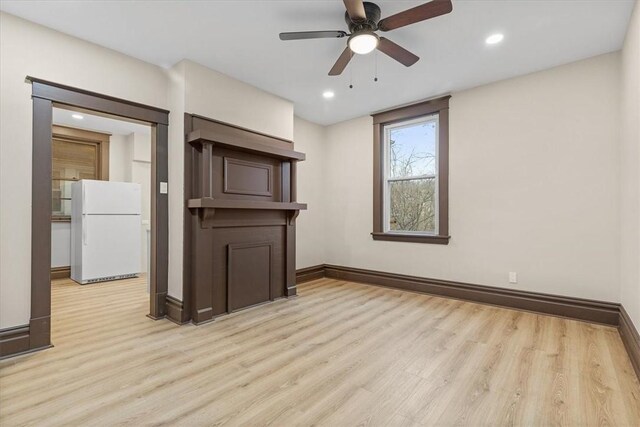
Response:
[27, 77, 169, 354]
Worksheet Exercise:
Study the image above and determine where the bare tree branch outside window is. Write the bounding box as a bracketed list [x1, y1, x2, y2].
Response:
[386, 118, 438, 233]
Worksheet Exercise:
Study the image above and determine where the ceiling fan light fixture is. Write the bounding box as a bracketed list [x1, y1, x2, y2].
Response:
[348, 32, 379, 55]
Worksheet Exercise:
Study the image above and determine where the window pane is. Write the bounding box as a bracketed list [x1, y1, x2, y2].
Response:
[388, 178, 436, 233]
[388, 118, 437, 179]
[52, 138, 99, 218]
[52, 197, 72, 217]
[52, 139, 97, 180]
[52, 179, 74, 217]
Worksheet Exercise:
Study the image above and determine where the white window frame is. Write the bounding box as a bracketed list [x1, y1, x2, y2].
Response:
[382, 114, 440, 235]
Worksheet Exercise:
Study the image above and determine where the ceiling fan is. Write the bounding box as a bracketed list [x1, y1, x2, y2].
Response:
[279, 0, 453, 76]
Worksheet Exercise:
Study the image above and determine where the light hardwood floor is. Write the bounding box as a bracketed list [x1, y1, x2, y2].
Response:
[1, 276, 639, 426]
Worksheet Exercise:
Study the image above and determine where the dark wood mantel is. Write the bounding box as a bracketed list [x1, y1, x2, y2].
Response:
[187, 198, 307, 211]
[182, 114, 306, 325]
[187, 128, 306, 161]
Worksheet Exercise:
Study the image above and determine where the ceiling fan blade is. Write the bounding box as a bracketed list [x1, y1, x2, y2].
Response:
[377, 38, 420, 67]
[279, 31, 348, 41]
[343, 0, 367, 22]
[329, 47, 354, 76]
[378, 0, 452, 32]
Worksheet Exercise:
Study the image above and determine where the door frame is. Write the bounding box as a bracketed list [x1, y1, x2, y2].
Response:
[27, 77, 169, 353]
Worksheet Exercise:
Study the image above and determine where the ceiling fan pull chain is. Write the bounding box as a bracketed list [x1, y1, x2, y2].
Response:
[374, 50, 379, 82]
[349, 66, 354, 89]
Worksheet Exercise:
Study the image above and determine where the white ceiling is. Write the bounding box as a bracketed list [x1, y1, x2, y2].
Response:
[2, 0, 635, 125]
[53, 107, 151, 136]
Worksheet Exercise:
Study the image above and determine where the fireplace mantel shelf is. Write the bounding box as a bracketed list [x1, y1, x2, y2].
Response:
[188, 198, 307, 211]
[187, 129, 306, 161]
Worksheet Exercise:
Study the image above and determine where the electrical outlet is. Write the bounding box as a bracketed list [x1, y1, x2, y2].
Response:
[160, 182, 168, 194]
[509, 272, 518, 284]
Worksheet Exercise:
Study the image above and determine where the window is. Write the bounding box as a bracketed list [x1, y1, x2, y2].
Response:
[51, 125, 110, 220]
[371, 96, 450, 244]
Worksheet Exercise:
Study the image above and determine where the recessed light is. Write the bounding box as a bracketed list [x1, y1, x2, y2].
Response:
[71, 114, 84, 120]
[322, 90, 335, 99]
[485, 33, 504, 45]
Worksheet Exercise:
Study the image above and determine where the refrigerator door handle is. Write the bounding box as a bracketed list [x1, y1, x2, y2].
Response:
[82, 215, 87, 246]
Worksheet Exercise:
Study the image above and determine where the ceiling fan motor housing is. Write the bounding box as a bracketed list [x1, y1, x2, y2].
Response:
[345, 1, 382, 32]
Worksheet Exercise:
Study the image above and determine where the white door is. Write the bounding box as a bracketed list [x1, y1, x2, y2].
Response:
[81, 214, 141, 281]
[82, 180, 141, 215]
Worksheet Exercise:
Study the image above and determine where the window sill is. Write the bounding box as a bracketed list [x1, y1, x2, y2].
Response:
[371, 232, 450, 245]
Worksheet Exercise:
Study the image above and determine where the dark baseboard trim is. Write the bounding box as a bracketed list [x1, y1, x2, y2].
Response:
[165, 295, 189, 325]
[0, 321, 52, 360]
[0, 325, 30, 357]
[51, 266, 70, 280]
[619, 305, 640, 379]
[322, 264, 621, 325]
[296, 265, 326, 284]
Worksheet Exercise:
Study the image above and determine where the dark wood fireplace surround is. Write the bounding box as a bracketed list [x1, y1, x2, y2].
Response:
[181, 114, 306, 324]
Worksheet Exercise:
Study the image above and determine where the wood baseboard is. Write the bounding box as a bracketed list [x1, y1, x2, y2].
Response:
[619, 305, 640, 379]
[0, 325, 30, 358]
[321, 264, 621, 326]
[165, 295, 189, 325]
[296, 265, 326, 284]
[51, 266, 70, 280]
[0, 320, 52, 360]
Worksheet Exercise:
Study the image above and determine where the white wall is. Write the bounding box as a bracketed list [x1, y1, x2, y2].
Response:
[620, 1, 640, 329]
[51, 222, 71, 268]
[110, 132, 151, 273]
[109, 134, 133, 182]
[166, 60, 295, 300]
[323, 53, 622, 302]
[0, 12, 168, 328]
[294, 117, 326, 268]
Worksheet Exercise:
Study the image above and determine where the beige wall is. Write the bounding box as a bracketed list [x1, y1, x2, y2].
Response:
[0, 12, 168, 328]
[323, 53, 622, 302]
[620, 1, 640, 328]
[294, 117, 326, 268]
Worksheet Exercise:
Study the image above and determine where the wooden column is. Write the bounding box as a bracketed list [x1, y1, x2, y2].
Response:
[149, 123, 169, 319]
[30, 96, 53, 350]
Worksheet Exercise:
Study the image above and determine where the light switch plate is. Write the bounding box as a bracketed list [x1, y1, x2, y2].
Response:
[160, 182, 168, 194]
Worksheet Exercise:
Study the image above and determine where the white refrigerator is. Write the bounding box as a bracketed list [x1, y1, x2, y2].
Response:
[71, 180, 142, 284]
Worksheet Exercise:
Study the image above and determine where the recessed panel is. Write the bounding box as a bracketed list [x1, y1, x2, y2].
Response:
[224, 157, 272, 197]
[227, 241, 272, 312]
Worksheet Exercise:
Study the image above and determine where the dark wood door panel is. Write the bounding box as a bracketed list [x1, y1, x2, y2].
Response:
[209, 225, 285, 316]
[223, 157, 273, 197]
[227, 242, 273, 311]
[211, 147, 282, 202]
